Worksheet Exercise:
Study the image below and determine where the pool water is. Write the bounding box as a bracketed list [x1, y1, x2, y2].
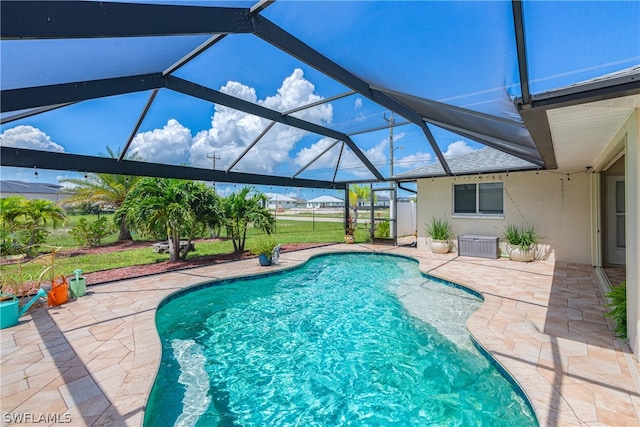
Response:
[145, 253, 537, 426]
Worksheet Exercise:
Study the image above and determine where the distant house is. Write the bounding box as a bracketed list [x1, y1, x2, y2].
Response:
[0, 180, 64, 202]
[357, 194, 390, 208]
[293, 197, 308, 209]
[306, 195, 344, 209]
[264, 193, 298, 209]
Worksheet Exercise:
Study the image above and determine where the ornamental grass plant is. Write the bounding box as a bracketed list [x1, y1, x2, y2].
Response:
[425, 217, 453, 241]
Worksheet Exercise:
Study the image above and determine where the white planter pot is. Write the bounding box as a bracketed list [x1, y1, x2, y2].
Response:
[508, 245, 534, 262]
[430, 239, 450, 254]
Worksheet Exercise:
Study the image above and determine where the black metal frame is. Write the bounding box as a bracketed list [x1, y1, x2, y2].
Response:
[1, 147, 344, 190]
[2, 0, 636, 191]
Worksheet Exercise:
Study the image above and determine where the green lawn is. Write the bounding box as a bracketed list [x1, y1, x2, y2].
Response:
[1, 217, 369, 285]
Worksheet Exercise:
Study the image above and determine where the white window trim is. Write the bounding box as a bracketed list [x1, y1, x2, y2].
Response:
[452, 181, 504, 217]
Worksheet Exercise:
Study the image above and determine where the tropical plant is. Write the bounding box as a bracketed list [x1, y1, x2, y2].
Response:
[375, 220, 390, 238]
[345, 216, 355, 235]
[69, 217, 116, 247]
[425, 217, 453, 241]
[0, 197, 66, 255]
[121, 178, 220, 262]
[60, 146, 141, 241]
[606, 281, 627, 339]
[504, 224, 538, 250]
[221, 187, 275, 254]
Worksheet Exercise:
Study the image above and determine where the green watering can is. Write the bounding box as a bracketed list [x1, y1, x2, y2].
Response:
[69, 269, 87, 298]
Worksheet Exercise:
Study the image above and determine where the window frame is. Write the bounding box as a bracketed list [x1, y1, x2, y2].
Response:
[452, 181, 504, 218]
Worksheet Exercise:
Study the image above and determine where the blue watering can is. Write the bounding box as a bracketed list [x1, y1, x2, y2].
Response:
[0, 288, 48, 329]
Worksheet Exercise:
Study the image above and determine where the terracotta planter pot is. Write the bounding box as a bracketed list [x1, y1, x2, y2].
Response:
[344, 235, 355, 244]
[429, 239, 450, 254]
[508, 245, 534, 262]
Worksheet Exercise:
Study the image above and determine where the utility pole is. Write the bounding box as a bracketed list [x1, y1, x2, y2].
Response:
[384, 113, 397, 241]
[384, 112, 396, 176]
[207, 152, 221, 190]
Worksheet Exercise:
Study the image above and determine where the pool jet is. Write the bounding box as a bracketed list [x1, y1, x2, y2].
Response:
[0, 288, 48, 329]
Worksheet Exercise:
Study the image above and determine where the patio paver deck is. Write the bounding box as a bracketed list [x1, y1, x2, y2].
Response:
[2, 244, 639, 426]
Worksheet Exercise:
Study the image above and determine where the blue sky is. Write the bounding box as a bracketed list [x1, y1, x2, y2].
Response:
[1, 1, 639, 200]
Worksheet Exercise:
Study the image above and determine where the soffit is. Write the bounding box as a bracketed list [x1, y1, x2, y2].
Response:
[546, 94, 639, 172]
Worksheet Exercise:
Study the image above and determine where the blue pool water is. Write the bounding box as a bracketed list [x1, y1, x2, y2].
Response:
[145, 253, 537, 426]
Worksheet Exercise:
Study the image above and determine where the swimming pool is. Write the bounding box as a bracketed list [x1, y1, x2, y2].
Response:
[145, 253, 537, 426]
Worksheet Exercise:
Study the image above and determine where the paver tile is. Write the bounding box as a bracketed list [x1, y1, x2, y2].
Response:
[2, 245, 638, 426]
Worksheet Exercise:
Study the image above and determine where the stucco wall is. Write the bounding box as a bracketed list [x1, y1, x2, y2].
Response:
[623, 110, 639, 357]
[416, 170, 592, 264]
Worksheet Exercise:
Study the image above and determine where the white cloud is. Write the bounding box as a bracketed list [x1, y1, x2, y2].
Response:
[443, 140, 475, 158]
[129, 119, 192, 164]
[354, 98, 363, 110]
[0, 125, 64, 152]
[190, 68, 332, 174]
[394, 151, 433, 171]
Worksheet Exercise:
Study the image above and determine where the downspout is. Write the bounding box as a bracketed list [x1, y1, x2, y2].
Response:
[398, 182, 417, 194]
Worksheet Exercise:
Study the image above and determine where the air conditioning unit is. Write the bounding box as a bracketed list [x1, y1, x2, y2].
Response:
[457, 235, 500, 259]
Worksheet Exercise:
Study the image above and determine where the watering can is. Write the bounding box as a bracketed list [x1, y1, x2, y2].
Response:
[69, 269, 86, 298]
[0, 288, 48, 329]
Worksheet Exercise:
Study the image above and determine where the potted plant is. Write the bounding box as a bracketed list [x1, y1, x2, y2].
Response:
[344, 216, 355, 244]
[425, 217, 453, 254]
[504, 224, 538, 262]
[251, 238, 277, 266]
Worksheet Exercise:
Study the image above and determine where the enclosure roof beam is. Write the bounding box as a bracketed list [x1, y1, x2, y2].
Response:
[226, 121, 277, 173]
[1, 73, 165, 113]
[119, 89, 160, 161]
[293, 140, 341, 179]
[0, 1, 253, 39]
[1, 147, 345, 190]
[512, 0, 531, 105]
[418, 121, 452, 176]
[165, 75, 384, 180]
[0, 103, 77, 124]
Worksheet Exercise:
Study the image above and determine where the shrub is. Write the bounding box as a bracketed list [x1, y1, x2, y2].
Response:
[606, 281, 627, 339]
[69, 217, 115, 247]
[375, 220, 390, 238]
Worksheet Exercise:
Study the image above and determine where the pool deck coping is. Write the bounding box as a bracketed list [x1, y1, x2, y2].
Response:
[2, 243, 640, 426]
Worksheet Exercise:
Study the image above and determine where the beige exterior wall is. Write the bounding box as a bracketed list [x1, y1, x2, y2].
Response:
[416, 170, 592, 264]
[621, 111, 639, 357]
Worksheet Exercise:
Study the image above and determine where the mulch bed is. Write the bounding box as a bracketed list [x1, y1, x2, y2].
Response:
[2, 239, 334, 286]
[73, 241, 332, 285]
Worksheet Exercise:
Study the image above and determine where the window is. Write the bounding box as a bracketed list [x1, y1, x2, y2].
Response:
[453, 182, 503, 216]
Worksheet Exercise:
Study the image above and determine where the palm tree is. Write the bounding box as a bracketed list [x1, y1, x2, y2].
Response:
[121, 178, 220, 262]
[0, 197, 66, 253]
[221, 187, 275, 254]
[1, 196, 28, 254]
[348, 184, 372, 225]
[60, 146, 141, 241]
